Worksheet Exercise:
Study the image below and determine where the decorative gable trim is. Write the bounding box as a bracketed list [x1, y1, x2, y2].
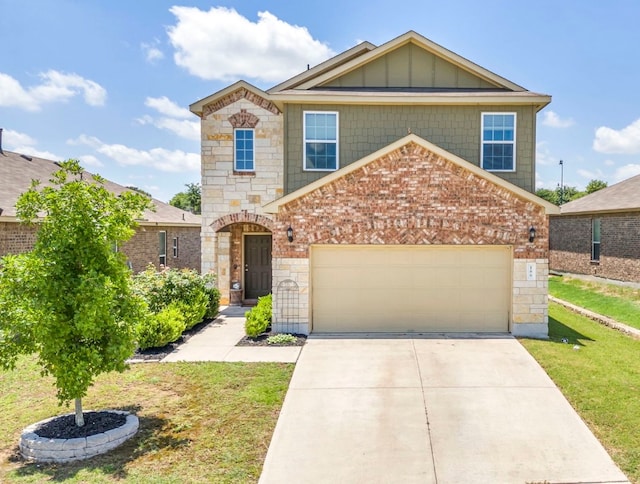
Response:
[228, 109, 260, 128]
[202, 87, 280, 117]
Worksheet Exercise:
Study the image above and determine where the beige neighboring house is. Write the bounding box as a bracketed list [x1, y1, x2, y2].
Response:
[191, 31, 559, 337]
[550, 174, 640, 283]
[0, 149, 201, 272]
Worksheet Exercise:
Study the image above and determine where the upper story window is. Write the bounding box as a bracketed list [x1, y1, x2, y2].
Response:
[234, 128, 254, 171]
[304, 111, 338, 171]
[592, 218, 601, 261]
[481, 113, 516, 172]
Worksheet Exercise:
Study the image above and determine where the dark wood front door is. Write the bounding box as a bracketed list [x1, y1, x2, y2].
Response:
[244, 235, 272, 299]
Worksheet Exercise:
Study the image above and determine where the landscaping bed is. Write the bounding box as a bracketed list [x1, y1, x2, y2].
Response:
[236, 332, 307, 347]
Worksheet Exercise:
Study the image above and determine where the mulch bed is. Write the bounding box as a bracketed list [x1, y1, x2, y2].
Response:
[33, 411, 126, 439]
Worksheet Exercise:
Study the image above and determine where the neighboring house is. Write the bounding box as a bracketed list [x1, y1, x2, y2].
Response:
[550, 174, 640, 283]
[191, 31, 558, 337]
[0, 149, 201, 272]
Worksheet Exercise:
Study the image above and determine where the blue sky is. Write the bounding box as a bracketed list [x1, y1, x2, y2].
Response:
[2, 0, 639, 201]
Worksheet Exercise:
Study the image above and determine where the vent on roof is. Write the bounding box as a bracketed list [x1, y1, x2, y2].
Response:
[20, 154, 32, 161]
[54, 161, 62, 167]
[0, 128, 4, 155]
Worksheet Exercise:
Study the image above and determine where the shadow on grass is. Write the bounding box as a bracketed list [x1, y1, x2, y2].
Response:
[10, 404, 191, 481]
[543, 316, 595, 347]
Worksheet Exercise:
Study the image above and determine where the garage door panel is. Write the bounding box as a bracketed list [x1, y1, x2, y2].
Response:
[311, 245, 511, 333]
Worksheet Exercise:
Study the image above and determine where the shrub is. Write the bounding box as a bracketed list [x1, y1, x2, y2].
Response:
[245, 294, 272, 338]
[203, 273, 221, 319]
[137, 303, 186, 350]
[267, 333, 297, 345]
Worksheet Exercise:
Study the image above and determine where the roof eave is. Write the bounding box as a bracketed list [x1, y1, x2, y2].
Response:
[189, 80, 270, 117]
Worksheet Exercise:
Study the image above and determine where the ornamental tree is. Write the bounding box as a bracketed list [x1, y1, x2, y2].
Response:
[0, 160, 152, 426]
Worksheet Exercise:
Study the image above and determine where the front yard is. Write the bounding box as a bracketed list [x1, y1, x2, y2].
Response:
[521, 302, 640, 482]
[0, 358, 293, 483]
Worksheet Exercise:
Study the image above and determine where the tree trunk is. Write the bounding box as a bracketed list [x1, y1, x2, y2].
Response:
[75, 398, 85, 427]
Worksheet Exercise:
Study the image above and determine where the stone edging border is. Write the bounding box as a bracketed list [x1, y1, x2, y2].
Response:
[549, 295, 640, 340]
[20, 410, 139, 463]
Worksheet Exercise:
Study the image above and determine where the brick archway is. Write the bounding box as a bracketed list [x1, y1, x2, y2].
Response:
[211, 211, 274, 232]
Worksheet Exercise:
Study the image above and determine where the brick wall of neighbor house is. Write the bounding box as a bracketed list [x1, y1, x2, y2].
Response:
[550, 213, 640, 283]
[0, 222, 200, 273]
[121, 226, 201, 273]
[271, 141, 549, 336]
[199, 89, 284, 298]
[0, 222, 38, 256]
[285, 104, 537, 194]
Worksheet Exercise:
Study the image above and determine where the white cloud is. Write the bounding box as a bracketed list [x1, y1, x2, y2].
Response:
[542, 111, 574, 128]
[78, 154, 104, 168]
[68, 134, 199, 172]
[137, 96, 200, 140]
[145, 96, 191, 119]
[604, 159, 615, 166]
[167, 6, 335, 82]
[612, 163, 640, 183]
[577, 168, 604, 179]
[535, 141, 555, 166]
[141, 40, 165, 63]
[2, 128, 37, 147]
[1, 129, 61, 159]
[0, 70, 106, 111]
[593, 118, 640, 154]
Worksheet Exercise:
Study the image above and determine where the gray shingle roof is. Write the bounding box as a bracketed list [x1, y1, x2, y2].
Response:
[560, 173, 640, 214]
[0, 151, 201, 226]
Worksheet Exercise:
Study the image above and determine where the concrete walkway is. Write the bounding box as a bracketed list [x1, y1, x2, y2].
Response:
[259, 336, 629, 484]
[161, 306, 301, 363]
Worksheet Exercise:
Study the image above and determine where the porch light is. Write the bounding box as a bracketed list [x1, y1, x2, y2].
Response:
[529, 226, 536, 243]
[287, 225, 294, 243]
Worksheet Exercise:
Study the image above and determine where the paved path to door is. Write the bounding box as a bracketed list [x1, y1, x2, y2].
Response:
[259, 336, 629, 483]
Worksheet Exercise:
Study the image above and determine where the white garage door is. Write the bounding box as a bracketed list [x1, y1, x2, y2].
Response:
[311, 245, 511, 333]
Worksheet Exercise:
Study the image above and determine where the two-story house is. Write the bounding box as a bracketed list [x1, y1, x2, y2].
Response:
[190, 31, 558, 337]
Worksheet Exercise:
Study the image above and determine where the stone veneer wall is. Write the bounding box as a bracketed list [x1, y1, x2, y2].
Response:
[550, 213, 640, 283]
[271, 141, 550, 337]
[199, 89, 284, 301]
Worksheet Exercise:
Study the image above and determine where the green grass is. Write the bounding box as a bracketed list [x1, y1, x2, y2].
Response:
[521, 302, 640, 483]
[549, 275, 640, 329]
[0, 358, 294, 483]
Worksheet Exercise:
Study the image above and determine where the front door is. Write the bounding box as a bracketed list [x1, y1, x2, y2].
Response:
[244, 235, 272, 299]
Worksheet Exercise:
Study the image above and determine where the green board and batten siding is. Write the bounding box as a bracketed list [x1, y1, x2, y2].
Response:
[323, 42, 499, 89]
[284, 104, 536, 194]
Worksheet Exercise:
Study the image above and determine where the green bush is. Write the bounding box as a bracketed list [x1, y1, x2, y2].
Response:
[245, 294, 272, 338]
[203, 273, 221, 319]
[267, 333, 297, 345]
[137, 303, 186, 350]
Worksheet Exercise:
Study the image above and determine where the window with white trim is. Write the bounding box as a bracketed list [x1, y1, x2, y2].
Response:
[172, 237, 179, 258]
[234, 128, 254, 171]
[159, 231, 167, 266]
[592, 218, 601, 261]
[481, 113, 516, 171]
[304, 111, 338, 171]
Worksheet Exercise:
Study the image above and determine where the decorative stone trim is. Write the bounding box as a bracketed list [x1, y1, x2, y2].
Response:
[20, 411, 139, 463]
[203, 88, 280, 117]
[228, 109, 260, 128]
[211, 211, 274, 232]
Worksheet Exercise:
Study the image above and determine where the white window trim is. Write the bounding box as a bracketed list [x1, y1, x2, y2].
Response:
[234, 128, 255, 172]
[172, 236, 179, 258]
[303, 111, 339, 172]
[591, 218, 601, 262]
[159, 231, 167, 266]
[481, 112, 517, 172]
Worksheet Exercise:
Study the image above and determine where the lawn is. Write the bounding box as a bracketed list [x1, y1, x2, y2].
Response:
[521, 302, 640, 483]
[549, 274, 640, 329]
[0, 358, 294, 483]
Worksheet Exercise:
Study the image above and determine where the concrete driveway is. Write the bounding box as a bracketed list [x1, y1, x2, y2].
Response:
[259, 335, 628, 484]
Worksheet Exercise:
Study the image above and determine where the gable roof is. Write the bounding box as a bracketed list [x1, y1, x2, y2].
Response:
[276, 31, 526, 93]
[0, 151, 201, 226]
[263, 133, 559, 215]
[189, 80, 274, 117]
[559, 174, 640, 215]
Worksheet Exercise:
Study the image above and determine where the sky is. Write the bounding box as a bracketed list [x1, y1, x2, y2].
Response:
[2, 0, 640, 202]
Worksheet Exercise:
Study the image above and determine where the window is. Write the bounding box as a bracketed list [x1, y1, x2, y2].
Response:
[159, 231, 167, 266]
[592, 218, 601, 261]
[172, 237, 179, 258]
[304, 111, 338, 171]
[234, 129, 254, 171]
[481, 113, 516, 171]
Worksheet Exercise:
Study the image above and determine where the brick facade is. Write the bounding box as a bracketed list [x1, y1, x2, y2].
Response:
[270, 141, 550, 336]
[0, 221, 200, 273]
[550, 212, 640, 282]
